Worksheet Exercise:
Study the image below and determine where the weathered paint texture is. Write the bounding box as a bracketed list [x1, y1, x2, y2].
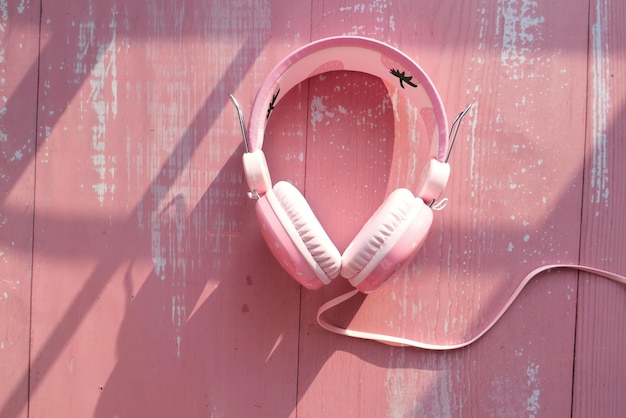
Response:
[1, 0, 625, 417]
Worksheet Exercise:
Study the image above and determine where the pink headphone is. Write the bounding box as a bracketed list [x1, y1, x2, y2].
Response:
[235, 36, 452, 293]
[230, 37, 626, 350]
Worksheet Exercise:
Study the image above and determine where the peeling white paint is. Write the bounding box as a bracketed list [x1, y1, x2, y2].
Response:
[339, 0, 394, 36]
[526, 363, 541, 417]
[489, 362, 541, 417]
[590, 0, 610, 210]
[0, 26, 35, 161]
[171, 200, 187, 359]
[385, 353, 457, 417]
[497, 0, 545, 78]
[151, 210, 167, 280]
[310, 95, 332, 132]
[468, 102, 479, 184]
[84, 7, 119, 205]
[0, 0, 7, 32]
[339, 0, 390, 15]
[75, 21, 95, 77]
[17, 0, 26, 14]
[0, 42, 6, 148]
[172, 293, 185, 357]
[476, 4, 489, 51]
[8, 136, 32, 162]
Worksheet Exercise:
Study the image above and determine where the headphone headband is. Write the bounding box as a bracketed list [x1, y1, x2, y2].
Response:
[247, 36, 449, 161]
[230, 38, 626, 352]
[234, 37, 455, 292]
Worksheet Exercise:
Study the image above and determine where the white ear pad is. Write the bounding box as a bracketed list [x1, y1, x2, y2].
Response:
[272, 181, 342, 280]
[341, 188, 428, 281]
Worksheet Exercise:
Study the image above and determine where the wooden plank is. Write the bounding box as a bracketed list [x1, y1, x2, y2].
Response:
[0, 2, 40, 418]
[296, 0, 590, 416]
[13, 0, 626, 416]
[28, 1, 309, 417]
[574, 0, 626, 416]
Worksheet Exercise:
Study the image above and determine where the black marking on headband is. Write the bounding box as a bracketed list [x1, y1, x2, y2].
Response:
[390, 68, 417, 89]
[266, 89, 280, 119]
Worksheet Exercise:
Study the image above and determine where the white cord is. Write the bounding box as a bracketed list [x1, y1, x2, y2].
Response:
[317, 264, 626, 350]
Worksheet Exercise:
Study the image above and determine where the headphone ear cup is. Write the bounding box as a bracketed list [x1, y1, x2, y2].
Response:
[256, 181, 341, 289]
[341, 189, 433, 293]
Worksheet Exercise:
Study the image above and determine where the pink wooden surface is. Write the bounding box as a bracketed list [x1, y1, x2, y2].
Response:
[0, 2, 40, 418]
[0, 0, 624, 417]
[575, 0, 626, 416]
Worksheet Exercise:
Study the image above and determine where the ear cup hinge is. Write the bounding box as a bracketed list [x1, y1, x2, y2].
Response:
[247, 190, 261, 200]
[243, 150, 272, 197]
[416, 159, 450, 202]
[229, 93, 273, 198]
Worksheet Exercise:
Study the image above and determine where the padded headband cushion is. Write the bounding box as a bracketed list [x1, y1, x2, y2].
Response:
[272, 181, 342, 280]
[247, 36, 449, 161]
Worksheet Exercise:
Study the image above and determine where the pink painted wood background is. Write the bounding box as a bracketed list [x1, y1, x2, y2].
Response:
[1, 0, 624, 417]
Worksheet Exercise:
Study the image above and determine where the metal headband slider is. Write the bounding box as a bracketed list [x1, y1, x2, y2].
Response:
[228, 93, 249, 153]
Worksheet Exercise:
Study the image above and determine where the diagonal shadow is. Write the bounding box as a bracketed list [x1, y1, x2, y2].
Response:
[0, 25, 264, 417]
[3, 0, 624, 416]
[92, 145, 301, 417]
